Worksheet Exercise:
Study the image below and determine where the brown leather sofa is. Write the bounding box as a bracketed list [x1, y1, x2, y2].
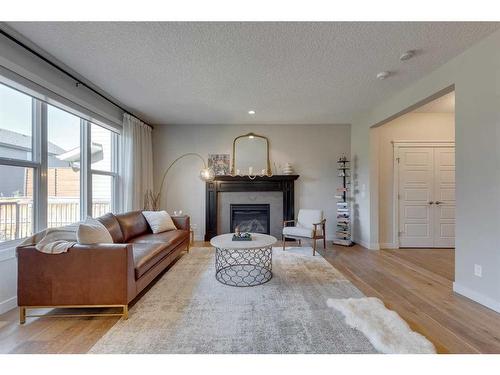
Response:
[17, 211, 190, 324]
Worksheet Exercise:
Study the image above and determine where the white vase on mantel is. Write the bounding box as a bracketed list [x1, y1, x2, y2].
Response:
[282, 162, 294, 175]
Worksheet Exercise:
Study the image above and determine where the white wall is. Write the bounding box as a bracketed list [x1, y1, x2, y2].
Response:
[351, 29, 500, 311]
[152, 124, 350, 240]
[0, 251, 17, 314]
[375, 112, 455, 247]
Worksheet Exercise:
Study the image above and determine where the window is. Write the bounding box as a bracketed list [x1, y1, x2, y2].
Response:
[92, 174, 113, 217]
[0, 166, 34, 242]
[0, 84, 37, 242]
[0, 80, 121, 244]
[91, 123, 118, 217]
[0, 84, 33, 161]
[47, 105, 82, 228]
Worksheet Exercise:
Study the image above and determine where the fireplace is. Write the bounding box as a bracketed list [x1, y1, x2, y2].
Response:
[205, 175, 299, 240]
[230, 204, 270, 234]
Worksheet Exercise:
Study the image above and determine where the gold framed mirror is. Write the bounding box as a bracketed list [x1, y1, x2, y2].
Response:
[231, 132, 271, 175]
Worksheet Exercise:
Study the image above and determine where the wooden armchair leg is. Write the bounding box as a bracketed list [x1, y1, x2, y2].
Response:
[313, 238, 316, 256]
[19, 307, 26, 325]
[323, 236, 326, 249]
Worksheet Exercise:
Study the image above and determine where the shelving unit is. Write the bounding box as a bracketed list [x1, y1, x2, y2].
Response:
[333, 155, 353, 246]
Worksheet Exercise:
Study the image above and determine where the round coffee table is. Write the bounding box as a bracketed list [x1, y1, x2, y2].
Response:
[210, 233, 277, 287]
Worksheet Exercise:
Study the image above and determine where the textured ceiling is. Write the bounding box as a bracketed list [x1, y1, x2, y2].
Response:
[413, 91, 455, 113]
[5, 22, 499, 125]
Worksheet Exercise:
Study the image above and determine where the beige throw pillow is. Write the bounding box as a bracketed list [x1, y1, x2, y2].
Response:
[77, 216, 113, 244]
[142, 210, 177, 234]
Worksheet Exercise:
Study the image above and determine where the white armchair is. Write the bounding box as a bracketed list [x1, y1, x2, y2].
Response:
[282, 209, 326, 256]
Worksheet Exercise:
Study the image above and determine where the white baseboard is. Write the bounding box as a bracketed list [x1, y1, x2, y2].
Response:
[453, 282, 500, 313]
[0, 296, 17, 315]
[379, 242, 399, 249]
[353, 238, 379, 250]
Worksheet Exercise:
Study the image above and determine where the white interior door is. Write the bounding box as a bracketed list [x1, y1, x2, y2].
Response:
[397, 145, 455, 248]
[433, 147, 455, 247]
[398, 147, 435, 247]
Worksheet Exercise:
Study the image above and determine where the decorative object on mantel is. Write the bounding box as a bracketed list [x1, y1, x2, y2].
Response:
[282, 162, 294, 175]
[208, 154, 230, 176]
[273, 162, 282, 175]
[333, 155, 353, 246]
[231, 132, 272, 177]
[143, 153, 215, 210]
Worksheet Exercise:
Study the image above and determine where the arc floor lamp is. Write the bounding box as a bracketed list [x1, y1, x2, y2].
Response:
[144, 153, 215, 210]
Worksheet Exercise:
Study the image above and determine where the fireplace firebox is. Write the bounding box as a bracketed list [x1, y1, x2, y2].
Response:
[230, 204, 270, 234]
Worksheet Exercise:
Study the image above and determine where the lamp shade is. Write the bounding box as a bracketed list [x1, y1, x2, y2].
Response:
[200, 167, 215, 181]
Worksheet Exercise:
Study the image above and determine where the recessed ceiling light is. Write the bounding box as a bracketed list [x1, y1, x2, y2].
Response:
[248, 110, 256, 115]
[376, 71, 391, 80]
[400, 50, 416, 61]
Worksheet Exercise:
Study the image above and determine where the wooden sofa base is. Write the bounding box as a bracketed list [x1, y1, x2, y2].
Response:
[19, 304, 129, 324]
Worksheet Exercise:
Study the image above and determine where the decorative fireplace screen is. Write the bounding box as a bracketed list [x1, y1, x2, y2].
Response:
[230, 204, 270, 234]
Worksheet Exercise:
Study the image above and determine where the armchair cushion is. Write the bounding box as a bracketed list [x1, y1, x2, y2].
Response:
[283, 226, 314, 239]
[297, 209, 323, 229]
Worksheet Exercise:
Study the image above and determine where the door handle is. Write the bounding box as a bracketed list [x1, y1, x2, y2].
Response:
[428, 201, 434, 205]
[435, 201, 442, 205]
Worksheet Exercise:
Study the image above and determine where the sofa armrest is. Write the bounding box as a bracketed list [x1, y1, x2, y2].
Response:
[17, 243, 136, 307]
[172, 215, 190, 231]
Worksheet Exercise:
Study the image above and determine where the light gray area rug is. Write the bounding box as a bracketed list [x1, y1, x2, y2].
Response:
[89, 247, 377, 354]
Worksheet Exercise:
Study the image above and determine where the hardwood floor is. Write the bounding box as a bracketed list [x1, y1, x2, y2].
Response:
[1, 241, 500, 353]
[318, 245, 500, 353]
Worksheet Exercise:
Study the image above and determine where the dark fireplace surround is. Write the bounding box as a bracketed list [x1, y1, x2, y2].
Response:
[205, 175, 299, 240]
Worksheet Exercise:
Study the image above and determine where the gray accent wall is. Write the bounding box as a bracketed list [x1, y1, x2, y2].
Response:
[152, 123, 351, 241]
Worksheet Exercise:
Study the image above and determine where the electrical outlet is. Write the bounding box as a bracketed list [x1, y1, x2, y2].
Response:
[474, 264, 482, 277]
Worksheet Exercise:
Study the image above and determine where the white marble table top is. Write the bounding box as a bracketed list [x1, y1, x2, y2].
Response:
[210, 233, 277, 250]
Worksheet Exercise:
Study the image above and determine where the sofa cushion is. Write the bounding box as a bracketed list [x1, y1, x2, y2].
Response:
[97, 213, 124, 243]
[133, 242, 172, 279]
[115, 211, 151, 242]
[77, 217, 113, 244]
[131, 229, 188, 249]
[142, 210, 177, 233]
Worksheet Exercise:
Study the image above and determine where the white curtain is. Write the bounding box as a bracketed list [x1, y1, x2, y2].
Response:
[120, 113, 153, 211]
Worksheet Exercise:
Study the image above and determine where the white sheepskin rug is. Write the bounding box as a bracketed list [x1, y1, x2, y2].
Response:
[327, 297, 436, 354]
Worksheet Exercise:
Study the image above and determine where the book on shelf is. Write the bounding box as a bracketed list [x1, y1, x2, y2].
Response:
[334, 155, 353, 247]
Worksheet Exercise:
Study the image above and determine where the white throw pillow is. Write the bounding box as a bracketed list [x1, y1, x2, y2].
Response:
[77, 216, 114, 244]
[142, 210, 177, 234]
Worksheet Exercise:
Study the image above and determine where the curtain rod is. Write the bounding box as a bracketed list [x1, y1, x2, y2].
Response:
[0, 28, 153, 129]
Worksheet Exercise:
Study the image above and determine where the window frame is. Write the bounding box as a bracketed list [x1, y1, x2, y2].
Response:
[0, 80, 121, 247]
[89, 122, 120, 216]
[0, 93, 40, 244]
